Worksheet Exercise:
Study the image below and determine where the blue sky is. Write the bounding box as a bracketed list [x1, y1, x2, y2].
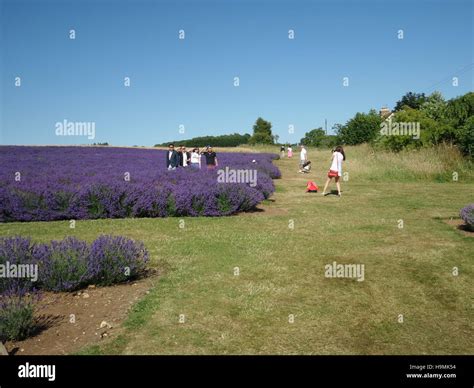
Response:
[1, 0, 472, 146]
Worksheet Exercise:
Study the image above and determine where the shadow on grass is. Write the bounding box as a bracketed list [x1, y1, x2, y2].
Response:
[7, 314, 64, 355]
[441, 218, 474, 238]
[323, 190, 342, 196]
[458, 223, 474, 233]
[33, 314, 64, 333]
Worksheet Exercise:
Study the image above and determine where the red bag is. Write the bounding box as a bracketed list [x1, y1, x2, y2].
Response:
[306, 181, 318, 192]
[327, 170, 338, 178]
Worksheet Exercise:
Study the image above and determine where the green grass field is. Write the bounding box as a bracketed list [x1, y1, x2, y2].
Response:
[1, 145, 473, 355]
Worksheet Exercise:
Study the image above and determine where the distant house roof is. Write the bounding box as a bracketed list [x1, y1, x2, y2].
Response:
[379, 107, 393, 120]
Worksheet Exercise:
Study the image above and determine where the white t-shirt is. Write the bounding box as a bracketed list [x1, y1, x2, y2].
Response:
[300, 148, 307, 161]
[330, 151, 343, 176]
[190, 152, 201, 164]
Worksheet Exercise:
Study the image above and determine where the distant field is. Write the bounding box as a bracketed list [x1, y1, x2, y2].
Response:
[0, 144, 472, 354]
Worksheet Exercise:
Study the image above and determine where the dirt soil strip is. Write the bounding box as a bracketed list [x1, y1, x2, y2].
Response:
[444, 219, 474, 238]
[5, 273, 158, 355]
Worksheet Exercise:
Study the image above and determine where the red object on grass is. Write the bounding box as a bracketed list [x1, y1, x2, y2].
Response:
[306, 181, 318, 192]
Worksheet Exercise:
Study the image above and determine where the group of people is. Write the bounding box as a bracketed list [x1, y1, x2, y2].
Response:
[166, 141, 346, 197]
[280, 145, 294, 158]
[287, 144, 346, 197]
[166, 144, 218, 170]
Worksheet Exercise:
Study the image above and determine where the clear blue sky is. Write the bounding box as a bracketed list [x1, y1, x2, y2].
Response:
[1, 0, 472, 146]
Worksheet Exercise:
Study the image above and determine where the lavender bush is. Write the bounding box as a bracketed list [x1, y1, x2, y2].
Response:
[89, 235, 149, 286]
[0, 235, 149, 341]
[0, 235, 149, 292]
[0, 146, 280, 222]
[37, 237, 91, 292]
[0, 285, 38, 342]
[460, 204, 474, 231]
[0, 236, 37, 293]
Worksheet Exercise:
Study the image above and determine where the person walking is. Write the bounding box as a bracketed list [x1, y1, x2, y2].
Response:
[322, 146, 346, 197]
[287, 145, 293, 158]
[280, 145, 285, 158]
[166, 144, 179, 170]
[299, 145, 307, 169]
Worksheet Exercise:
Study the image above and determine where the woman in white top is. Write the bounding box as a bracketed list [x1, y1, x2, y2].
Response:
[322, 146, 345, 197]
[190, 148, 201, 169]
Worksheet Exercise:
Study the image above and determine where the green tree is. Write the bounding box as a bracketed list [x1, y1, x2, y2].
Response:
[300, 128, 326, 147]
[337, 109, 382, 145]
[249, 117, 274, 144]
[420, 91, 446, 120]
[394, 92, 427, 111]
[458, 115, 474, 157]
[377, 108, 442, 151]
[444, 92, 474, 127]
[441, 92, 474, 155]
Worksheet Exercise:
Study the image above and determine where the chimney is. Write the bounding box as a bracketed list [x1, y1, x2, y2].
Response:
[379, 106, 391, 118]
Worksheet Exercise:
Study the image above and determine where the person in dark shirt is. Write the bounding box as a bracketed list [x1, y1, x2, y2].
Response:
[176, 145, 183, 167]
[204, 146, 218, 169]
[179, 146, 190, 167]
[280, 145, 285, 158]
[166, 144, 179, 170]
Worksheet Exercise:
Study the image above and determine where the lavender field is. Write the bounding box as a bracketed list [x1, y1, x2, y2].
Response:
[0, 146, 281, 222]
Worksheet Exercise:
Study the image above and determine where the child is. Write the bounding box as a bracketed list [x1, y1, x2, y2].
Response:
[322, 146, 345, 197]
[287, 145, 293, 158]
[298, 160, 311, 173]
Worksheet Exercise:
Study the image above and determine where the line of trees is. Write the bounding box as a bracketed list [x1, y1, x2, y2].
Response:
[331, 91, 473, 155]
[155, 133, 251, 147]
[299, 128, 339, 148]
[155, 91, 473, 157]
[156, 118, 279, 147]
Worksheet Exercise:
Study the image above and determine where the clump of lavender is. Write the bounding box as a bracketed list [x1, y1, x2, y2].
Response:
[0, 285, 38, 342]
[0, 237, 41, 342]
[0, 234, 149, 343]
[36, 237, 91, 292]
[89, 235, 149, 286]
[0, 235, 150, 292]
[460, 204, 474, 231]
[0, 236, 36, 293]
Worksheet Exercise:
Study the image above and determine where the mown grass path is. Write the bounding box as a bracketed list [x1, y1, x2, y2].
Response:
[1, 148, 472, 354]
